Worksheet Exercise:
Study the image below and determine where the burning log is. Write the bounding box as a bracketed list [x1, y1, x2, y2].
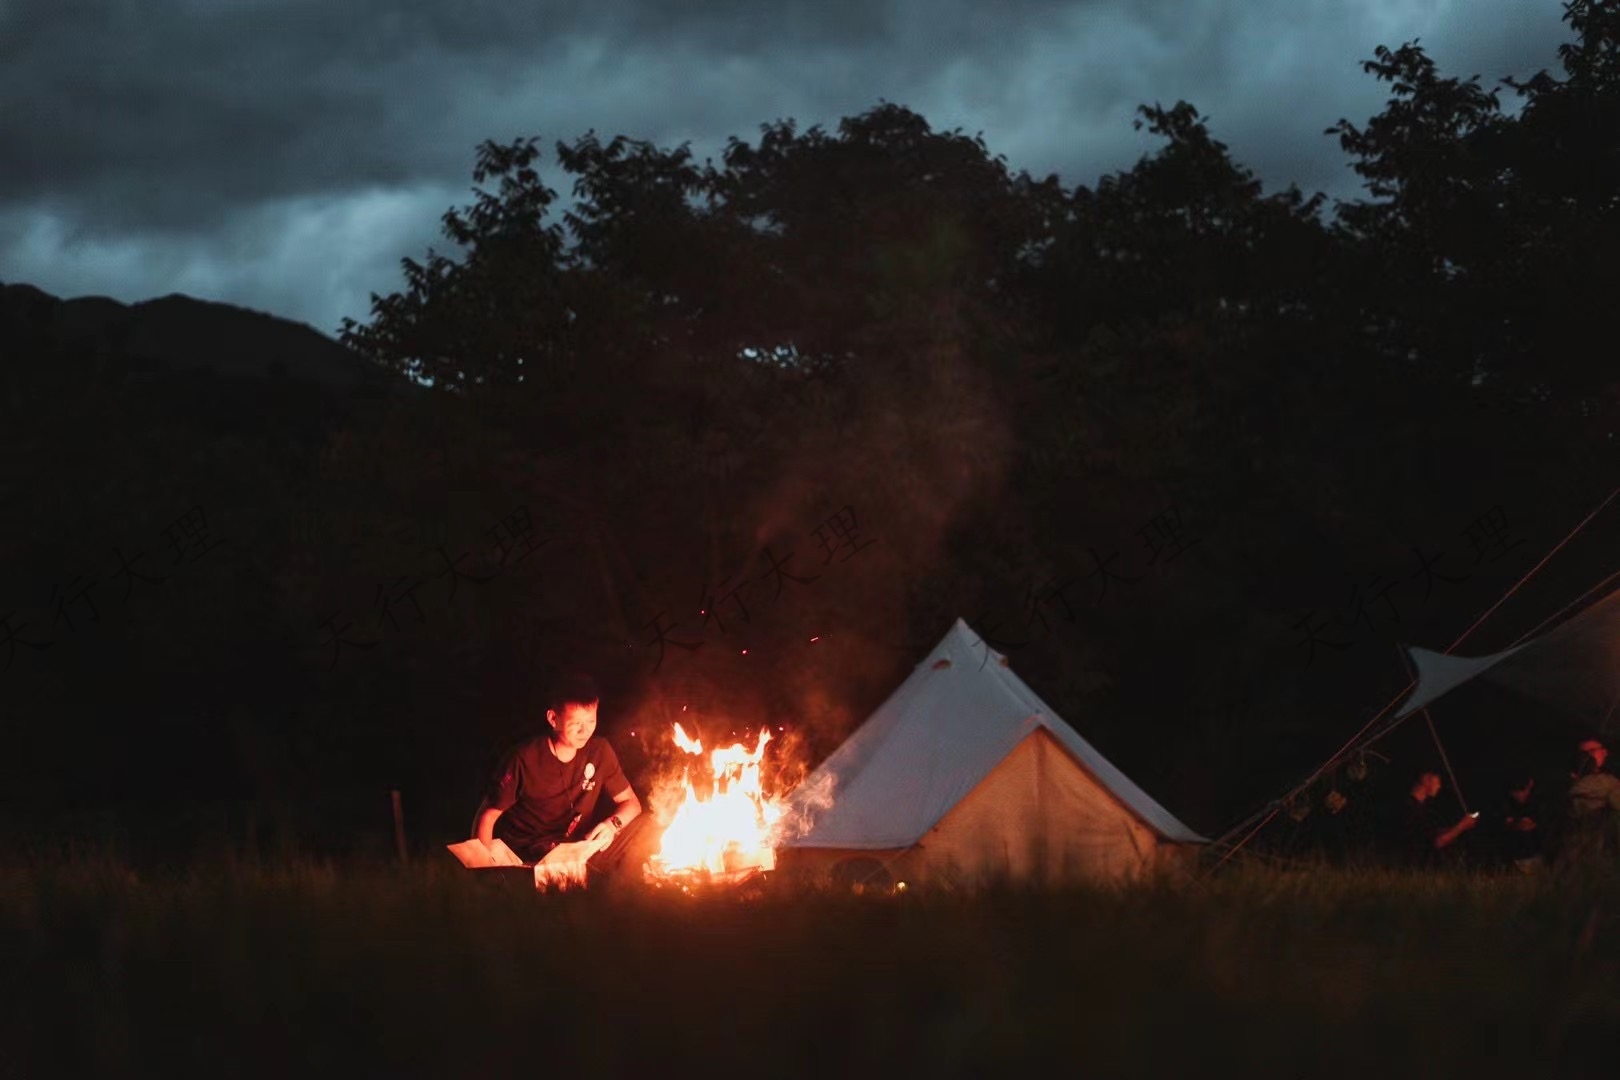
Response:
[643, 864, 767, 888]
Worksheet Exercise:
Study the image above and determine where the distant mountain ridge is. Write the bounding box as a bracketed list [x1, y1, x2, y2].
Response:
[0, 280, 409, 395]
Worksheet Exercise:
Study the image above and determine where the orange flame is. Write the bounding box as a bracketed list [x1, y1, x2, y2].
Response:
[671, 721, 705, 756]
[645, 723, 786, 879]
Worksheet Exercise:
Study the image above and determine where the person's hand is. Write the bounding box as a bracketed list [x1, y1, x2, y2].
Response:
[1459, 814, 1480, 831]
[584, 818, 620, 846]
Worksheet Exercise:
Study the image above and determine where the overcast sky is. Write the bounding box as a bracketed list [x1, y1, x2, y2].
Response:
[0, 0, 1572, 337]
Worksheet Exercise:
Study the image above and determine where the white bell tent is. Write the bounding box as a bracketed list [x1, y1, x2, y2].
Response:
[778, 618, 1206, 887]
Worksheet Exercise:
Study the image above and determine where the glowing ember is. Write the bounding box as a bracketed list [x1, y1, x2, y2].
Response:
[645, 722, 786, 880]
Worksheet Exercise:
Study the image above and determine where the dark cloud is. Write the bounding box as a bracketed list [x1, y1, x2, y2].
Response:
[0, 0, 1575, 334]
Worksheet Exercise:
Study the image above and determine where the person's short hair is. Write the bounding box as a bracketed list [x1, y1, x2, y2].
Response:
[1575, 736, 1607, 776]
[546, 671, 600, 714]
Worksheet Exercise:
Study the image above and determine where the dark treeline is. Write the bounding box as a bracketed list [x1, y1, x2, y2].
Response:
[3, 3, 1617, 860]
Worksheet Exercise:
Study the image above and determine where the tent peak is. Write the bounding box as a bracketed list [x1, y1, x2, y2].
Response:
[786, 618, 1207, 849]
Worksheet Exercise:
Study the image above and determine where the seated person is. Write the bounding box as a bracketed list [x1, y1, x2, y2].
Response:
[470, 672, 658, 878]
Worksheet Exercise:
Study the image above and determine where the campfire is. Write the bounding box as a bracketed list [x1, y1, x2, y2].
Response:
[643, 722, 788, 885]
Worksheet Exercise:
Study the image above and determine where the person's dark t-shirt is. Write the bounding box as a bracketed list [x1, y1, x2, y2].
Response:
[486, 735, 629, 862]
[1377, 794, 1440, 868]
[1497, 795, 1541, 863]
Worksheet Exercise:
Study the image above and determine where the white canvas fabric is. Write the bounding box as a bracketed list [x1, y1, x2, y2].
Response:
[780, 618, 1205, 851]
[1397, 585, 1620, 721]
[1395, 645, 1530, 718]
[887, 727, 1168, 883]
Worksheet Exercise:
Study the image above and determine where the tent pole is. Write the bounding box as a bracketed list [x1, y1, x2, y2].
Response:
[1422, 711, 1469, 814]
[1207, 484, 1620, 856]
[1398, 644, 1470, 815]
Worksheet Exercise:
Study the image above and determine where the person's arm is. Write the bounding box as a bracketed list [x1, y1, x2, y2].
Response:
[584, 784, 642, 845]
[474, 797, 503, 846]
[610, 784, 642, 826]
[1434, 813, 1479, 849]
[475, 751, 524, 845]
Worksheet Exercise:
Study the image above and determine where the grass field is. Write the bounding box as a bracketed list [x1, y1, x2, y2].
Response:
[4, 855, 1619, 1078]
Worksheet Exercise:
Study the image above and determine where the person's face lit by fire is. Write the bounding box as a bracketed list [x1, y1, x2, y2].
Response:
[1579, 739, 1607, 773]
[1411, 772, 1443, 801]
[548, 701, 599, 751]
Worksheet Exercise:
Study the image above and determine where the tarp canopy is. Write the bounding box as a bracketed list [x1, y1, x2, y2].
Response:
[1397, 585, 1620, 721]
[780, 619, 1203, 884]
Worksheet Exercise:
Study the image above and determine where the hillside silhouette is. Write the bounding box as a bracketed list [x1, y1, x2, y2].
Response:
[1, 280, 409, 392]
